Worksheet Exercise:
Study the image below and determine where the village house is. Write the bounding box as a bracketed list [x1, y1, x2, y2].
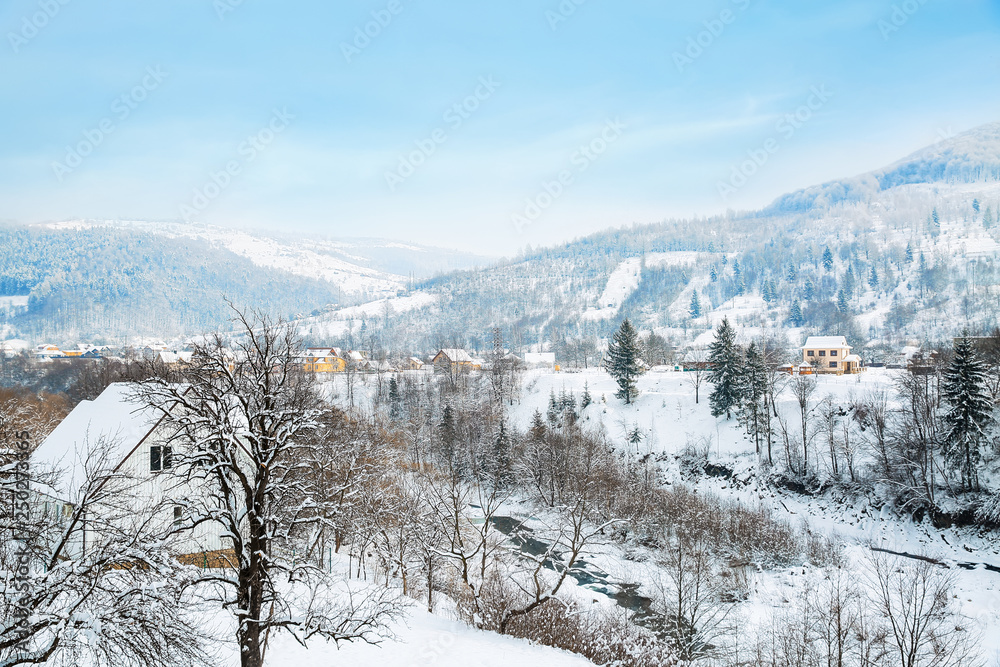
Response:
[301, 347, 347, 373]
[432, 348, 477, 373]
[801, 336, 863, 374]
[31, 383, 235, 564]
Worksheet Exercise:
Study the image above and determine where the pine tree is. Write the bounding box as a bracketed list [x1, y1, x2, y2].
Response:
[738, 342, 769, 459]
[689, 290, 702, 318]
[388, 376, 403, 420]
[489, 419, 514, 489]
[973, 198, 981, 215]
[837, 288, 849, 313]
[708, 318, 743, 419]
[822, 247, 834, 271]
[786, 264, 797, 282]
[941, 335, 993, 490]
[529, 409, 547, 442]
[735, 276, 746, 297]
[710, 266, 719, 282]
[732, 258, 741, 279]
[439, 405, 458, 466]
[984, 206, 994, 230]
[843, 265, 856, 296]
[932, 207, 940, 229]
[803, 279, 815, 301]
[581, 381, 592, 409]
[789, 302, 804, 326]
[547, 389, 559, 425]
[868, 265, 878, 290]
[905, 242, 914, 263]
[606, 318, 644, 404]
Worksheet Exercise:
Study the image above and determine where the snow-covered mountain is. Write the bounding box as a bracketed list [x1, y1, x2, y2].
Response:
[300, 122, 1000, 354]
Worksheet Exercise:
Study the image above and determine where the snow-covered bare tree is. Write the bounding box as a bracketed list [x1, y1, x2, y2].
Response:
[0, 436, 208, 667]
[139, 307, 399, 667]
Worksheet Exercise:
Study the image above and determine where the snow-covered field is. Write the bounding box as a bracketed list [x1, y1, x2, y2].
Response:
[510, 367, 1000, 661]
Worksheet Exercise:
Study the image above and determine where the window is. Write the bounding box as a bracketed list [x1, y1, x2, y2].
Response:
[831, 350, 838, 357]
[829, 361, 837, 368]
[807, 350, 814, 357]
[150, 445, 173, 472]
[173, 506, 183, 526]
[819, 351, 826, 357]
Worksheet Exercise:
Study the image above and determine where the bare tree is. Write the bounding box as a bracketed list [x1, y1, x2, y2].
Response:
[0, 437, 209, 667]
[140, 308, 398, 667]
[683, 349, 708, 405]
[791, 373, 818, 474]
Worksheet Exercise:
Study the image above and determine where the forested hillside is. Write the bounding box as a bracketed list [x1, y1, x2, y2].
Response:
[0, 226, 342, 342]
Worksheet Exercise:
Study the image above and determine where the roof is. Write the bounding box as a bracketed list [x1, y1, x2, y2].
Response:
[523, 352, 556, 365]
[802, 336, 851, 349]
[31, 383, 161, 501]
[435, 349, 474, 363]
[843, 354, 862, 362]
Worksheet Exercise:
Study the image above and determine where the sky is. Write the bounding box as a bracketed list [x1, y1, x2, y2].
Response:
[1, 0, 999, 256]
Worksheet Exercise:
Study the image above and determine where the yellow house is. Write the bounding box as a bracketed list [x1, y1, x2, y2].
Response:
[302, 347, 347, 373]
[801, 336, 863, 374]
[432, 348, 475, 373]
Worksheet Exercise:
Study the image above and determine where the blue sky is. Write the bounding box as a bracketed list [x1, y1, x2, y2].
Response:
[1, 0, 999, 255]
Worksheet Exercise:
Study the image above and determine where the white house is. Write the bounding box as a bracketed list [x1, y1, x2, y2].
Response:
[31, 383, 229, 560]
[801, 336, 863, 374]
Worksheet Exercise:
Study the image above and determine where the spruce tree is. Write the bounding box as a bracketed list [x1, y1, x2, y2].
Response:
[786, 264, 797, 282]
[837, 288, 849, 313]
[789, 302, 804, 326]
[489, 420, 514, 490]
[803, 279, 815, 301]
[710, 266, 719, 282]
[973, 198, 981, 215]
[941, 335, 993, 490]
[738, 342, 769, 459]
[606, 318, 644, 404]
[689, 291, 702, 318]
[905, 242, 914, 263]
[932, 207, 940, 229]
[984, 207, 994, 230]
[708, 318, 742, 419]
[581, 381, 592, 409]
[868, 265, 878, 290]
[822, 247, 834, 271]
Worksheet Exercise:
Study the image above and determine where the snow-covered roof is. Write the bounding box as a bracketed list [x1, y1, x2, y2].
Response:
[31, 383, 161, 501]
[802, 336, 850, 349]
[436, 349, 474, 363]
[843, 354, 862, 362]
[523, 352, 556, 365]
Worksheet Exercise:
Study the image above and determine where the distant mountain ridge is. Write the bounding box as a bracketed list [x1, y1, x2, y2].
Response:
[767, 122, 1000, 213]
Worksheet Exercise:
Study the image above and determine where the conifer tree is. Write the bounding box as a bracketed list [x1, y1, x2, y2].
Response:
[822, 247, 834, 271]
[738, 342, 769, 459]
[984, 206, 994, 230]
[837, 288, 849, 313]
[932, 207, 940, 229]
[803, 279, 815, 301]
[905, 242, 914, 263]
[868, 265, 879, 290]
[547, 389, 559, 425]
[581, 381, 592, 409]
[489, 419, 514, 489]
[789, 302, 804, 326]
[710, 266, 718, 282]
[689, 290, 702, 318]
[941, 335, 993, 490]
[439, 404, 458, 466]
[606, 318, 644, 404]
[708, 318, 742, 419]
[786, 264, 797, 282]
[973, 198, 981, 215]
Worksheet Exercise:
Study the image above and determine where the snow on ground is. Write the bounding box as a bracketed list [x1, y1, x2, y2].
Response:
[261, 605, 591, 667]
[511, 367, 1000, 659]
[582, 253, 712, 322]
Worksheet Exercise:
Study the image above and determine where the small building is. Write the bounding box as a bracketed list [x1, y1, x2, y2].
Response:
[34, 344, 64, 359]
[523, 352, 557, 368]
[404, 357, 426, 371]
[432, 348, 475, 373]
[301, 347, 347, 373]
[801, 336, 863, 374]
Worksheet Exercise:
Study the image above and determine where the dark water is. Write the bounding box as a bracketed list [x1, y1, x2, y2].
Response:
[488, 515, 665, 632]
